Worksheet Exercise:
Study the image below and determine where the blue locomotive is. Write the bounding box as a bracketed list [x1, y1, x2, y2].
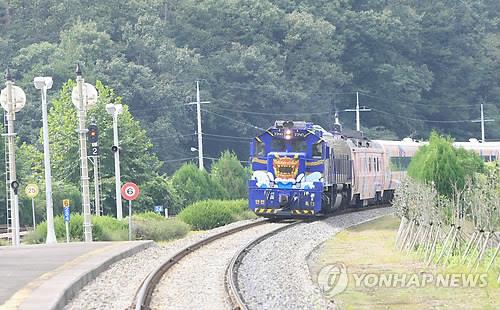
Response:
[248, 119, 353, 217]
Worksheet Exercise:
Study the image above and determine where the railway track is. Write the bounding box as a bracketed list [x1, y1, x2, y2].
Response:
[224, 204, 389, 309]
[225, 220, 302, 309]
[130, 205, 390, 310]
[131, 219, 296, 310]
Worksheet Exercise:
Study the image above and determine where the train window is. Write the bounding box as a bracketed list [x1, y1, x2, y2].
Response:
[491, 155, 497, 161]
[256, 141, 265, 156]
[377, 158, 380, 171]
[312, 142, 322, 158]
[368, 157, 371, 172]
[390, 156, 411, 171]
[271, 139, 287, 152]
[292, 139, 307, 152]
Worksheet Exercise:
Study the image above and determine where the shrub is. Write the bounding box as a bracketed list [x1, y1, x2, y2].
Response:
[210, 151, 250, 199]
[24, 212, 191, 243]
[24, 214, 127, 243]
[132, 213, 189, 241]
[178, 199, 256, 230]
[170, 163, 227, 208]
[93, 215, 128, 241]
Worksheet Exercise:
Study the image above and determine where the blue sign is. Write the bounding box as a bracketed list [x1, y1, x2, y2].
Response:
[63, 207, 70, 222]
[154, 205, 164, 213]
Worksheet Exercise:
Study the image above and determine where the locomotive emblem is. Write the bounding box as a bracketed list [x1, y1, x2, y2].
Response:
[273, 155, 299, 179]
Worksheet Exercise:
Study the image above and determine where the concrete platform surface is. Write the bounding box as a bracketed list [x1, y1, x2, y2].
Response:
[0, 241, 153, 310]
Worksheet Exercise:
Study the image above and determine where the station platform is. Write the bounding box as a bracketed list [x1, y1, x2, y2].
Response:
[0, 240, 153, 310]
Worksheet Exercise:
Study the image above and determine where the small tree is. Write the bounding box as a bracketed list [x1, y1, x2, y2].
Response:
[210, 151, 250, 199]
[170, 163, 227, 208]
[407, 132, 484, 198]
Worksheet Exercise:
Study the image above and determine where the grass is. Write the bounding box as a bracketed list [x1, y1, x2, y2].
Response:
[310, 215, 499, 310]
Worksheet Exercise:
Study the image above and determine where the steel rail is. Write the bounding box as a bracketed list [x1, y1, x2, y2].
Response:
[225, 204, 391, 309]
[225, 220, 302, 310]
[131, 219, 270, 310]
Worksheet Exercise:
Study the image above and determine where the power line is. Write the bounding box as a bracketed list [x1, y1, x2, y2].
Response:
[370, 107, 481, 123]
[202, 132, 253, 140]
[207, 105, 329, 116]
[203, 136, 251, 144]
[163, 157, 197, 163]
[201, 109, 266, 131]
[358, 91, 497, 109]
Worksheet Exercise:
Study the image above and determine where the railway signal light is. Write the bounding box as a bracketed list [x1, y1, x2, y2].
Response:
[88, 123, 99, 143]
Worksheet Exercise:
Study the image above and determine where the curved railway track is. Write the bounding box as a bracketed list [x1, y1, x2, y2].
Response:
[225, 220, 302, 309]
[224, 205, 390, 309]
[131, 219, 292, 310]
[131, 204, 390, 310]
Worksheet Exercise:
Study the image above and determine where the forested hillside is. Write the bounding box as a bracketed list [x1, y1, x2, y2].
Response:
[1, 0, 499, 171]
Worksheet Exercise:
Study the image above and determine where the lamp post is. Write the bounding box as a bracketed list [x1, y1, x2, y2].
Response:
[106, 103, 123, 219]
[0, 68, 25, 246]
[71, 64, 98, 242]
[33, 76, 57, 244]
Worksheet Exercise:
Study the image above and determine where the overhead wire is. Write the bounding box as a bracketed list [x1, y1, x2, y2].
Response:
[370, 107, 482, 123]
[201, 108, 266, 131]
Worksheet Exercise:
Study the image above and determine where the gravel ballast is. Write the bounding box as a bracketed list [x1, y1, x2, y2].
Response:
[237, 207, 393, 309]
[150, 222, 286, 310]
[64, 219, 265, 310]
[65, 208, 393, 310]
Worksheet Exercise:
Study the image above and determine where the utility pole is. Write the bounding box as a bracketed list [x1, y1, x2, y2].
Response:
[196, 81, 204, 170]
[472, 102, 494, 143]
[344, 91, 371, 132]
[106, 103, 123, 219]
[185, 82, 210, 170]
[1, 69, 25, 246]
[72, 64, 98, 242]
[34, 76, 57, 243]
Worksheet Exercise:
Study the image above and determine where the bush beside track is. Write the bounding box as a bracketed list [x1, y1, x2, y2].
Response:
[177, 199, 256, 230]
[24, 200, 254, 243]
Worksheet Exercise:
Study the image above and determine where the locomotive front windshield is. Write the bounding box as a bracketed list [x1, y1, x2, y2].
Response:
[271, 138, 307, 153]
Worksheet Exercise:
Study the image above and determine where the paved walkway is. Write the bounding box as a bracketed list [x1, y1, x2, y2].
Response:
[0, 241, 153, 310]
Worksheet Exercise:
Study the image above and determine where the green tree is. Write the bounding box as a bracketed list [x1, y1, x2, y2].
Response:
[47, 80, 163, 216]
[170, 163, 227, 208]
[210, 151, 250, 199]
[407, 132, 484, 198]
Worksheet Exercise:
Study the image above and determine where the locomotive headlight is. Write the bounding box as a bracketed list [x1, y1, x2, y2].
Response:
[284, 129, 292, 140]
[310, 193, 315, 200]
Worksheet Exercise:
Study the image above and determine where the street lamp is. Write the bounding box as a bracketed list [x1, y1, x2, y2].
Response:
[106, 103, 123, 219]
[0, 68, 25, 246]
[71, 64, 98, 242]
[33, 76, 57, 244]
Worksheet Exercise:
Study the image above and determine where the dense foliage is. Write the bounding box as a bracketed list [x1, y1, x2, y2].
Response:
[1, 0, 498, 173]
[1, 1, 499, 228]
[407, 132, 485, 198]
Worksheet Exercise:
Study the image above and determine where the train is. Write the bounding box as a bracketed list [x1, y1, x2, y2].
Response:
[248, 117, 500, 217]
